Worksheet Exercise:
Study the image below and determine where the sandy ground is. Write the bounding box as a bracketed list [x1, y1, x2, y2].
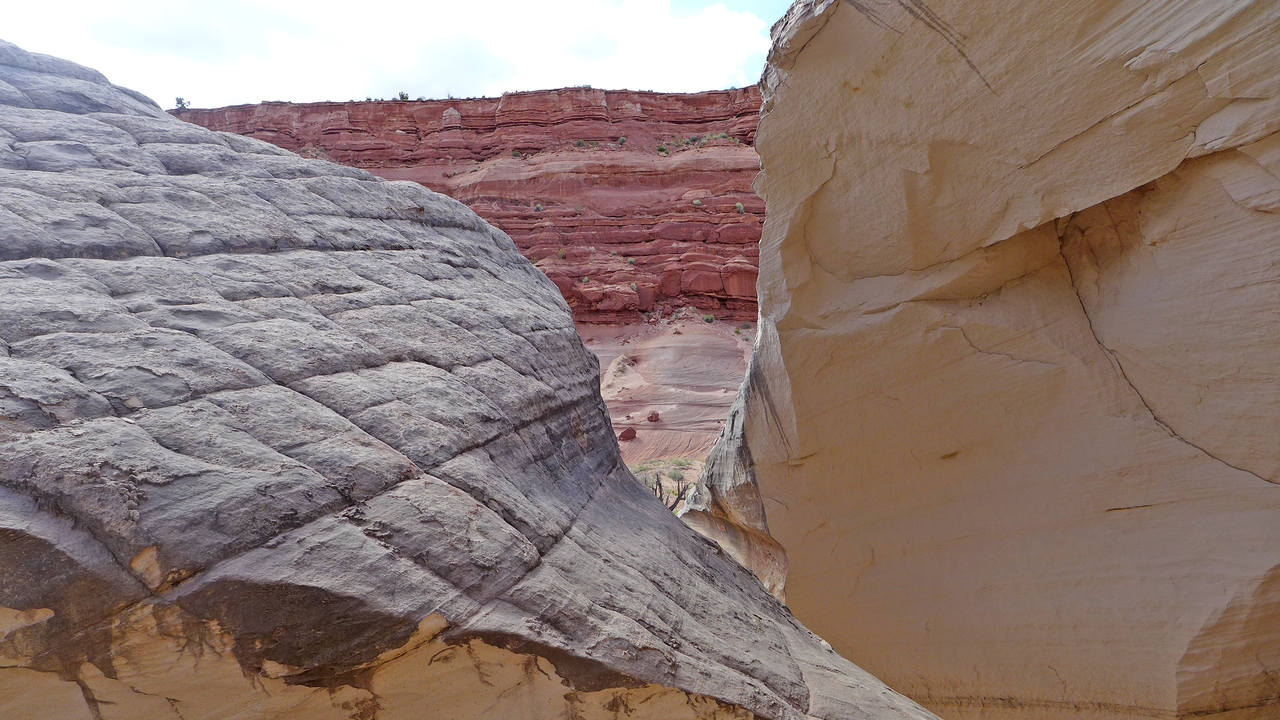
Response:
[576, 312, 753, 470]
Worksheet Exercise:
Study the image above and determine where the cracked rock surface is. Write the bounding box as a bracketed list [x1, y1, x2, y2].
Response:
[694, 1, 1280, 718]
[0, 40, 935, 720]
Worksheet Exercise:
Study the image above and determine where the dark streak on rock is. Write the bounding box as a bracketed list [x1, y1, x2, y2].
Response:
[841, 0, 996, 93]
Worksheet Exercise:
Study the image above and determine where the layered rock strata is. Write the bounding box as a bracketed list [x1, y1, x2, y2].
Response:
[695, 1, 1280, 718]
[176, 88, 764, 323]
[0, 39, 936, 720]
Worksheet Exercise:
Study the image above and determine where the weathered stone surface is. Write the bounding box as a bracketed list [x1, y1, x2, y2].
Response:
[585, 315, 752, 468]
[176, 88, 764, 323]
[698, 1, 1280, 718]
[0, 40, 934, 720]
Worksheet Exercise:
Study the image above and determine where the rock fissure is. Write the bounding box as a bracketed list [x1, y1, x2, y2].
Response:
[1056, 233, 1274, 486]
[0, 38, 942, 720]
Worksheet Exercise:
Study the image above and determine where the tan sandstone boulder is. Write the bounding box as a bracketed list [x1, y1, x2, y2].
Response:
[692, 1, 1280, 718]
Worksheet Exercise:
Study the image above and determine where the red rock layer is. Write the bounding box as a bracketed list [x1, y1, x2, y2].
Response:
[177, 87, 763, 322]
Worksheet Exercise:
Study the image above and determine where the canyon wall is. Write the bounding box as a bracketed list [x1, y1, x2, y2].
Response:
[0, 39, 937, 720]
[696, 1, 1280, 718]
[177, 88, 763, 323]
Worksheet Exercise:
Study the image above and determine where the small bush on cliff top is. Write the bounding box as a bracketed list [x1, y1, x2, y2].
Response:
[174, 97, 189, 110]
[397, 91, 409, 100]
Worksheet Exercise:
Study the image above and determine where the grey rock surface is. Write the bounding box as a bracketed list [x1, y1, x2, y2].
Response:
[0, 40, 934, 720]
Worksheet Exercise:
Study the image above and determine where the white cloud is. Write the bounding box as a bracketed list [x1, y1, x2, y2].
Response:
[4, 0, 771, 108]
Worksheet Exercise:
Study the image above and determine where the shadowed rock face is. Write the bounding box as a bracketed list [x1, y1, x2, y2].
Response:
[698, 1, 1280, 718]
[176, 89, 764, 324]
[0, 39, 935, 720]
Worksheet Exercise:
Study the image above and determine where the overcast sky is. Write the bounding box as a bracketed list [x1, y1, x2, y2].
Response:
[6, 0, 793, 109]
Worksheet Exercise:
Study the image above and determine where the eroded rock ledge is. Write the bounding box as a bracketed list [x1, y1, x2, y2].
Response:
[699, 1, 1279, 718]
[176, 88, 764, 323]
[0, 39, 934, 720]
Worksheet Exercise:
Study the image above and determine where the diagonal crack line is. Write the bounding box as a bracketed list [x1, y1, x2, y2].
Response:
[1018, 63, 1204, 172]
[1056, 231, 1274, 486]
[938, 324, 1061, 369]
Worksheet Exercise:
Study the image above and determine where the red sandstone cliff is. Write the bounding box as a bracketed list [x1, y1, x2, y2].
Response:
[177, 87, 763, 322]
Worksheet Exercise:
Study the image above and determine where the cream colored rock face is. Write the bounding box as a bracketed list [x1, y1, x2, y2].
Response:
[701, 0, 1280, 718]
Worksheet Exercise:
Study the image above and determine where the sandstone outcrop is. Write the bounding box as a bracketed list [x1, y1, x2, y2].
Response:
[586, 316, 751, 468]
[695, 1, 1280, 718]
[176, 88, 764, 323]
[0, 39, 937, 720]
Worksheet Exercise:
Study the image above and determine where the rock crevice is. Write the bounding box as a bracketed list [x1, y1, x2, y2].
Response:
[0, 38, 936, 720]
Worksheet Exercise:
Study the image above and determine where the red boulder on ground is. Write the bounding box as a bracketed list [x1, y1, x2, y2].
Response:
[618, 427, 637, 441]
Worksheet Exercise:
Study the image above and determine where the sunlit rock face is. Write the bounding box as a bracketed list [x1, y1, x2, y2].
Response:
[698, 1, 1280, 718]
[0, 39, 936, 720]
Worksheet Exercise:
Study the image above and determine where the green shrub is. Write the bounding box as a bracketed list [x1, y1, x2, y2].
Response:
[574, 139, 586, 147]
[656, 144, 667, 153]
[617, 136, 627, 145]
[556, 247, 566, 258]
[626, 257, 636, 265]
[692, 199, 703, 207]
[702, 314, 714, 323]
[512, 150, 522, 158]
[581, 276, 590, 283]
[535, 203, 545, 212]
[629, 282, 637, 290]
[174, 97, 190, 110]
[397, 91, 409, 101]
[668, 470, 685, 482]
[735, 202, 744, 214]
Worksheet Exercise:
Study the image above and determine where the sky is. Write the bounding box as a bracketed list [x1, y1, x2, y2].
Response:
[5, 0, 795, 109]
